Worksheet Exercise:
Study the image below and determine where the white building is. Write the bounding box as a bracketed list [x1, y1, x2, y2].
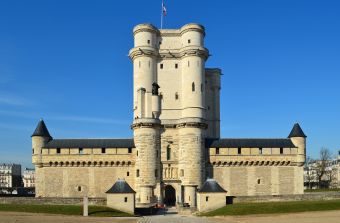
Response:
[0, 164, 22, 188]
[23, 168, 35, 188]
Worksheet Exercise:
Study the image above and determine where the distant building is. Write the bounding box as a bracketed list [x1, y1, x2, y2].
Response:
[23, 168, 35, 188]
[304, 151, 340, 189]
[0, 164, 22, 188]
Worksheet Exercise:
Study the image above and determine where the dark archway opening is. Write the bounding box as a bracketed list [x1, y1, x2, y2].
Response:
[164, 185, 176, 206]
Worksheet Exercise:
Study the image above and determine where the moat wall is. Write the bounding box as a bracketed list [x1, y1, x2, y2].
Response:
[1, 192, 339, 206]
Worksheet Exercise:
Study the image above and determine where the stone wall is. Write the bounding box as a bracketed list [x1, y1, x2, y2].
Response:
[213, 166, 304, 196]
[0, 197, 105, 205]
[36, 166, 134, 198]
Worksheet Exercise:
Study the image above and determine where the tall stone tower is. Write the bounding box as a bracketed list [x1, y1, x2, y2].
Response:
[288, 123, 307, 166]
[129, 24, 162, 206]
[129, 23, 211, 207]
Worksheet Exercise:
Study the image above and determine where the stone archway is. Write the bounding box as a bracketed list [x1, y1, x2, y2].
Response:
[164, 185, 176, 206]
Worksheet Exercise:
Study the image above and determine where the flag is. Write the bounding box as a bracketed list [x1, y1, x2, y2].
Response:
[162, 1, 167, 16]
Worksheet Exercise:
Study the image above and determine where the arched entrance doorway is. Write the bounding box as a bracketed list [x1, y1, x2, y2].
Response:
[164, 185, 176, 206]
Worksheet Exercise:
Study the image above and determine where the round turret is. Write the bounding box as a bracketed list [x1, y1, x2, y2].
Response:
[180, 23, 205, 47]
[31, 119, 52, 167]
[288, 123, 307, 166]
[133, 23, 159, 48]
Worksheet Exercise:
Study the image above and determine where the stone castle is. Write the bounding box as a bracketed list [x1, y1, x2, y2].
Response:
[32, 23, 307, 210]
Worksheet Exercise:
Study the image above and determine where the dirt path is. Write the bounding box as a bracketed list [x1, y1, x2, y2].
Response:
[211, 210, 340, 223]
[0, 212, 138, 223]
[1, 210, 340, 223]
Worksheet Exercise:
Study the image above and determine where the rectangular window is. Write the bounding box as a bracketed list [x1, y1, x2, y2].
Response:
[79, 148, 83, 155]
[206, 196, 209, 202]
[280, 148, 284, 154]
[160, 64, 163, 69]
[238, 148, 241, 155]
[259, 148, 263, 155]
[101, 148, 106, 154]
[188, 39, 191, 44]
[216, 148, 220, 155]
[56, 148, 61, 154]
[137, 169, 140, 177]
[128, 148, 132, 153]
[175, 63, 178, 69]
[127, 171, 129, 176]
[32, 148, 34, 154]
[124, 197, 128, 202]
[147, 39, 150, 44]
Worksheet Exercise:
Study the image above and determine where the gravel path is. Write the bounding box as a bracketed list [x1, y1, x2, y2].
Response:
[1, 210, 340, 223]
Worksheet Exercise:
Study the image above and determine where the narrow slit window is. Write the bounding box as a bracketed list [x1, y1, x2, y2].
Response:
[188, 39, 191, 44]
[167, 146, 171, 160]
[175, 92, 179, 100]
[79, 148, 83, 155]
[216, 148, 220, 155]
[175, 63, 178, 69]
[124, 197, 128, 202]
[257, 179, 261, 184]
[280, 148, 284, 154]
[147, 40, 150, 44]
[160, 64, 163, 69]
[259, 148, 263, 155]
[127, 171, 129, 176]
[192, 82, 195, 92]
[136, 169, 140, 177]
[238, 148, 241, 155]
[206, 196, 209, 202]
[139, 61, 141, 68]
[155, 169, 158, 178]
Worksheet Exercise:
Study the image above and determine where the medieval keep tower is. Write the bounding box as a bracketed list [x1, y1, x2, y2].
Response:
[31, 23, 306, 212]
[129, 23, 219, 207]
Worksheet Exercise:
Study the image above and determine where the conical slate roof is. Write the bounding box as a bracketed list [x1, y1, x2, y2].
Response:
[198, 179, 227, 193]
[288, 123, 306, 138]
[31, 120, 52, 139]
[106, 179, 135, 194]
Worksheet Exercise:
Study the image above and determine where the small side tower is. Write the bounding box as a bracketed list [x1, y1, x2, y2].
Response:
[31, 119, 52, 168]
[288, 123, 307, 166]
[129, 24, 162, 207]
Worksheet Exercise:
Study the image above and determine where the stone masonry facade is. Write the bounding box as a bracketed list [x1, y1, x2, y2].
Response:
[32, 23, 306, 211]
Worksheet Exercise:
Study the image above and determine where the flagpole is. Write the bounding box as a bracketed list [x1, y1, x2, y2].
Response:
[161, 0, 163, 29]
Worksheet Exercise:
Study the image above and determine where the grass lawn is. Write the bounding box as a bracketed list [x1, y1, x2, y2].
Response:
[201, 199, 340, 216]
[0, 204, 133, 217]
[305, 188, 340, 193]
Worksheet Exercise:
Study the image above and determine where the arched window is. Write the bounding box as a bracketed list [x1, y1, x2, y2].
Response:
[192, 82, 195, 92]
[167, 146, 171, 160]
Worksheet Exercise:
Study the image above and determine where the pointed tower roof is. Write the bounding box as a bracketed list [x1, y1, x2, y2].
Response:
[198, 179, 227, 193]
[288, 123, 307, 138]
[31, 119, 52, 139]
[106, 179, 135, 194]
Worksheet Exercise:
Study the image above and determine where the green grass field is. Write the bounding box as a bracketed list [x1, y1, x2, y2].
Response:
[202, 199, 340, 216]
[0, 204, 133, 217]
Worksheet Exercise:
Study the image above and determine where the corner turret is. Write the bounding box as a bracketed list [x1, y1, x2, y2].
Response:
[288, 123, 306, 166]
[32, 119, 52, 167]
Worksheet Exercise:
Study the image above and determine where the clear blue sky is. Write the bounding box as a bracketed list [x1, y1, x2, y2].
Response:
[1, 0, 339, 168]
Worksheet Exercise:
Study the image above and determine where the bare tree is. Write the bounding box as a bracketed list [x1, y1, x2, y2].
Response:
[315, 147, 332, 188]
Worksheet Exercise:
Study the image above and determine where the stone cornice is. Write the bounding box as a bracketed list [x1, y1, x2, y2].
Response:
[129, 46, 209, 60]
[131, 122, 162, 129]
